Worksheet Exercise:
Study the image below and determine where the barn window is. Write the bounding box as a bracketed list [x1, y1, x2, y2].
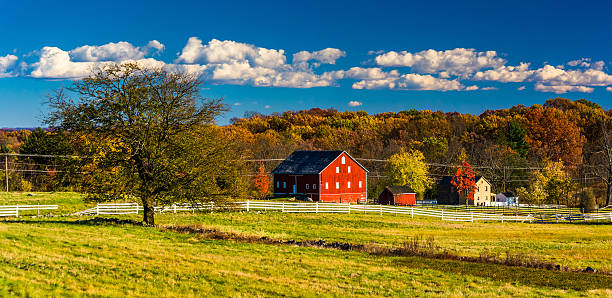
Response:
[341, 156, 346, 164]
[325, 182, 328, 189]
[283, 182, 286, 188]
[348, 166, 351, 173]
[276, 181, 279, 188]
[335, 182, 339, 189]
[336, 167, 340, 173]
[347, 181, 351, 188]
[306, 184, 309, 190]
[313, 184, 316, 190]
[359, 181, 362, 188]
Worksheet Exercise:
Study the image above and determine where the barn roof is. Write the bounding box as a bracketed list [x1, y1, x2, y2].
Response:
[272, 150, 367, 174]
[386, 186, 416, 194]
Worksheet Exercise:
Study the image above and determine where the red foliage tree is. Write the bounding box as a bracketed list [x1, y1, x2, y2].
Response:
[451, 162, 476, 205]
[253, 163, 271, 198]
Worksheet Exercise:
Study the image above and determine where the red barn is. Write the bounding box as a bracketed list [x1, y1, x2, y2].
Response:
[272, 150, 368, 203]
[378, 186, 416, 206]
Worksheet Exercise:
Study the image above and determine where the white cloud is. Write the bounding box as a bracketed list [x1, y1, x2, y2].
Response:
[353, 73, 463, 91]
[265, 105, 271, 109]
[348, 100, 363, 107]
[293, 48, 345, 65]
[567, 58, 590, 67]
[343, 67, 399, 80]
[375, 48, 506, 76]
[473, 63, 533, 82]
[465, 85, 479, 91]
[146, 40, 165, 54]
[175, 37, 286, 68]
[31, 47, 98, 78]
[70, 40, 164, 62]
[517, 86, 526, 90]
[30, 47, 168, 79]
[606, 87, 612, 92]
[474, 63, 612, 92]
[0, 54, 18, 78]
[233, 102, 242, 106]
[534, 83, 594, 94]
[566, 58, 603, 70]
[532, 65, 612, 87]
[481, 86, 498, 90]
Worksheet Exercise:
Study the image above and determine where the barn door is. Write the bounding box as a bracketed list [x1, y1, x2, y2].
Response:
[293, 184, 297, 194]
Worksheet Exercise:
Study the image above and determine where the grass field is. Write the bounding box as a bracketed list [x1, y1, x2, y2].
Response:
[1, 192, 611, 296]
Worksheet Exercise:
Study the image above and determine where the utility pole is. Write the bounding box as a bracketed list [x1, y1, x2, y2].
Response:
[5, 155, 8, 192]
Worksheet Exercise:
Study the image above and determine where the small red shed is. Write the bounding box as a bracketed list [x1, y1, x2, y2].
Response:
[272, 150, 368, 203]
[378, 186, 416, 206]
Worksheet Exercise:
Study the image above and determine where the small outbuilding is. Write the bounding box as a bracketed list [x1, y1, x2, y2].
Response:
[378, 186, 416, 206]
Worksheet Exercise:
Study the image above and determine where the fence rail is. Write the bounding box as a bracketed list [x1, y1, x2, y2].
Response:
[0, 205, 59, 217]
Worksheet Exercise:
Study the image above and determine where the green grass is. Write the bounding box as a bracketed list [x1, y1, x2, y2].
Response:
[0, 219, 610, 297]
[160, 212, 612, 272]
[1, 192, 611, 296]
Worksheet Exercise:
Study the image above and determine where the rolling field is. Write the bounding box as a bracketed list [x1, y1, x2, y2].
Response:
[1, 192, 611, 296]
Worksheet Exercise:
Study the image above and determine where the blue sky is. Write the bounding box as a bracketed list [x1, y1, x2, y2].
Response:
[1, 0, 611, 127]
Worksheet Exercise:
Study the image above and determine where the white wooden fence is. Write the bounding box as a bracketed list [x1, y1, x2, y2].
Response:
[69, 200, 612, 223]
[239, 201, 535, 222]
[0, 205, 58, 218]
[77, 202, 216, 216]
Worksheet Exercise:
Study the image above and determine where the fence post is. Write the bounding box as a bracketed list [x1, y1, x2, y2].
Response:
[15, 206, 18, 218]
[96, 205, 99, 216]
[379, 205, 382, 216]
[501, 214, 504, 223]
[471, 212, 474, 222]
[348, 202, 351, 214]
[316, 202, 319, 213]
[246, 200, 250, 212]
[442, 209, 444, 220]
[37, 206, 40, 217]
[282, 202, 285, 213]
[411, 207, 414, 219]
[173, 204, 177, 213]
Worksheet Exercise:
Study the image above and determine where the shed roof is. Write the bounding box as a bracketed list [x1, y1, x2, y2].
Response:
[385, 186, 416, 194]
[272, 150, 367, 174]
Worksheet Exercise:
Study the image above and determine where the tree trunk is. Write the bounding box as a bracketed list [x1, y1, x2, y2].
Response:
[142, 198, 155, 226]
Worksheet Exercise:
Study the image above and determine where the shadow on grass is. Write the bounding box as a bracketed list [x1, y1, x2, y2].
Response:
[397, 257, 612, 291]
[0, 217, 143, 226]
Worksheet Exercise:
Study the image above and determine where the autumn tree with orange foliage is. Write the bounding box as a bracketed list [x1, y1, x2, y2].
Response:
[253, 163, 271, 198]
[451, 162, 476, 205]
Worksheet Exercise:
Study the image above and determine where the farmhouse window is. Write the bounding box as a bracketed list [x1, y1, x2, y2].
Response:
[341, 156, 346, 164]
[485, 186, 488, 191]
[325, 182, 329, 189]
[336, 182, 339, 189]
[283, 182, 286, 188]
[336, 167, 340, 173]
[348, 166, 351, 173]
[359, 181, 362, 188]
[313, 184, 316, 189]
[276, 181, 279, 188]
[306, 184, 309, 190]
[347, 181, 351, 188]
